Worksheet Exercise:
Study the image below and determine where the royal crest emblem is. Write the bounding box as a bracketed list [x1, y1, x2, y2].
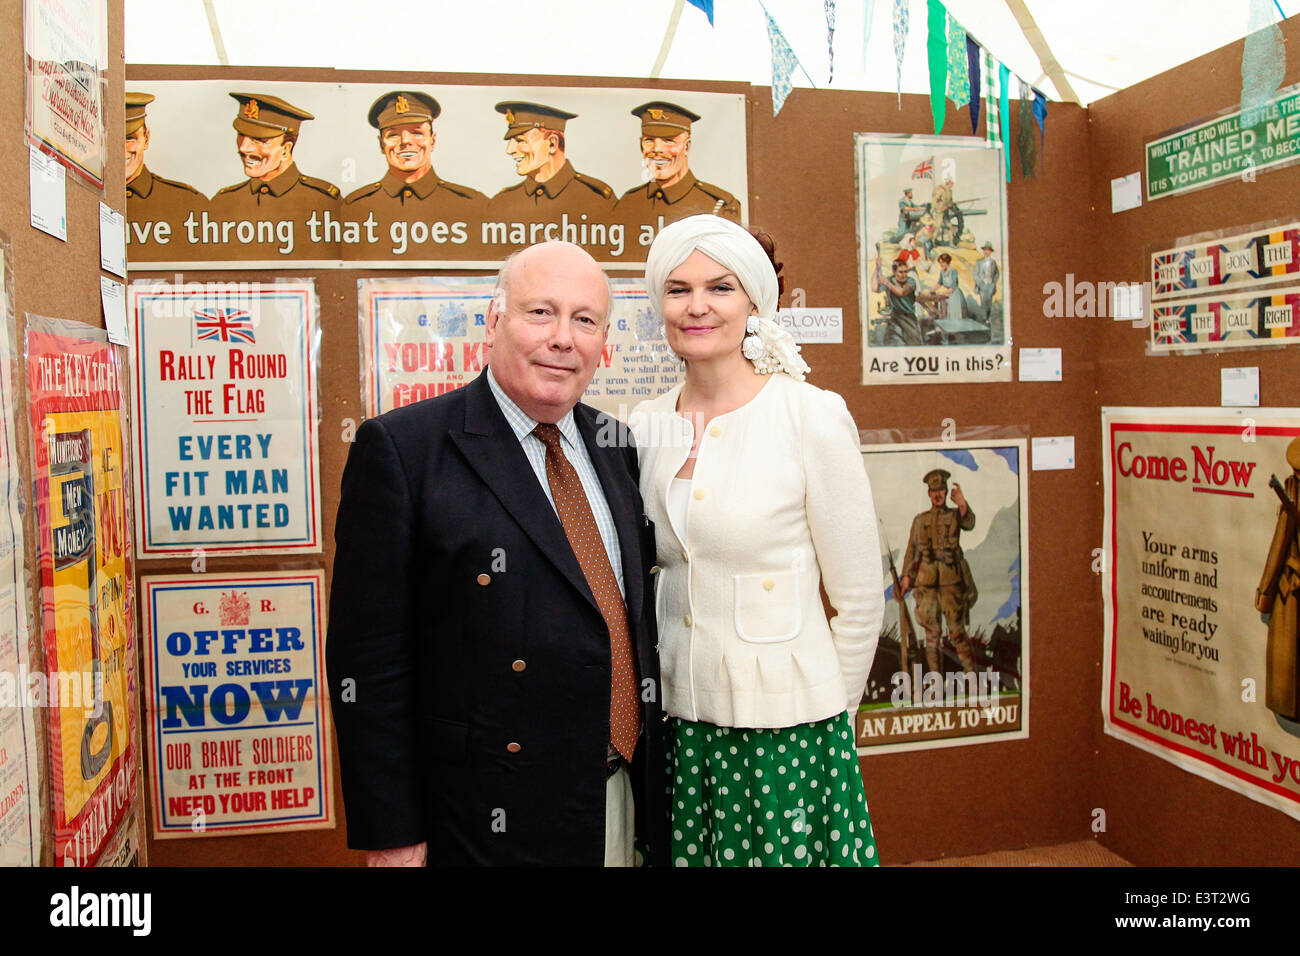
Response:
[243, 99, 259, 119]
[395, 95, 410, 114]
[219, 590, 251, 626]
[505, 109, 516, 125]
[649, 108, 665, 120]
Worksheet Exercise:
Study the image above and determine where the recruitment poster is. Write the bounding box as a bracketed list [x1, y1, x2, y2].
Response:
[855, 134, 1010, 385]
[1146, 82, 1300, 201]
[1148, 222, 1300, 354]
[26, 317, 138, 867]
[358, 276, 682, 419]
[1102, 407, 1300, 821]
[0, 248, 41, 866]
[130, 280, 322, 557]
[123, 78, 748, 268]
[856, 439, 1029, 754]
[24, 0, 109, 187]
[142, 571, 332, 837]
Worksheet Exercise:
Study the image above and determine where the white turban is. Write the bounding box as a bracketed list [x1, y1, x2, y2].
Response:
[644, 214, 809, 380]
[645, 214, 779, 319]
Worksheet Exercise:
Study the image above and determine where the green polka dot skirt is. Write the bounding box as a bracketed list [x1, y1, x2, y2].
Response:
[667, 711, 879, 867]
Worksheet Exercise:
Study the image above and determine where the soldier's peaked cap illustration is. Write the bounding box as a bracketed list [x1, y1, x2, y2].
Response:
[923, 469, 951, 490]
[369, 91, 441, 131]
[230, 93, 315, 138]
[495, 101, 576, 139]
[126, 92, 154, 135]
[632, 101, 700, 137]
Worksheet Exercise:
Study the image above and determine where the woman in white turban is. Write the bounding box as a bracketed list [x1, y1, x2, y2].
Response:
[629, 215, 885, 867]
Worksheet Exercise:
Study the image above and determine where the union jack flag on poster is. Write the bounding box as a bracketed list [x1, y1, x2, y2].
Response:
[194, 308, 255, 344]
[912, 156, 934, 180]
[1150, 222, 1300, 301]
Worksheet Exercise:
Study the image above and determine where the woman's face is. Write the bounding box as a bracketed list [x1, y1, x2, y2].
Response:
[661, 249, 757, 364]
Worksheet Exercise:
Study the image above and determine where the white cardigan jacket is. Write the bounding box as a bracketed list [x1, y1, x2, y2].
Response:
[629, 373, 884, 729]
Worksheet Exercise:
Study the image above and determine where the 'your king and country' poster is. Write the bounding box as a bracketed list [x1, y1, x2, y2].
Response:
[1102, 407, 1300, 821]
[130, 281, 321, 557]
[358, 276, 681, 419]
[26, 317, 139, 866]
[142, 571, 332, 838]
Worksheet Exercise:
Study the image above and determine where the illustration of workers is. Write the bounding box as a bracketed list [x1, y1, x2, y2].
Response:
[1257, 437, 1300, 731]
[899, 469, 979, 675]
[615, 101, 741, 226]
[486, 101, 616, 223]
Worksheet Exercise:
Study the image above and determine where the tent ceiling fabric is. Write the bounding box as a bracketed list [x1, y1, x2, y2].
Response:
[124, 0, 1280, 107]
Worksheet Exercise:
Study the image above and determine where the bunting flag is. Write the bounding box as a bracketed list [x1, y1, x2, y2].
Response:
[1242, 0, 1285, 127]
[999, 62, 1012, 182]
[826, 1, 837, 84]
[861, 0, 875, 71]
[926, 0, 948, 133]
[686, 0, 714, 25]
[1017, 81, 1037, 177]
[984, 49, 999, 148]
[967, 35, 982, 133]
[1033, 88, 1048, 146]
[946, 13, 969, 109]
[893, 0, 909, 107]
[766, 11, 801, 115]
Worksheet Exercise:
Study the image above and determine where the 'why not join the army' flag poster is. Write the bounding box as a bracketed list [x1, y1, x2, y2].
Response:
[130, 281, 322, 557]
[1102, 407, 1300, 821]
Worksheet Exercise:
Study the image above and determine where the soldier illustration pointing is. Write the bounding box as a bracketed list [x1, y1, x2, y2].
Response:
[899, 469, 979, 675]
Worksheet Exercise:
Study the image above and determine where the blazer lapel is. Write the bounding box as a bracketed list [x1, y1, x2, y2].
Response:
[575, 405, 644, 627]
[448, 376, 598, 613]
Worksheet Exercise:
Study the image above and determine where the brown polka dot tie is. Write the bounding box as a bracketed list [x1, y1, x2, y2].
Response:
[533, 423, 641, 762]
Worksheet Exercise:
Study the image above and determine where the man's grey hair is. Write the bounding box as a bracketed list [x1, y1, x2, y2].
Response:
[491, 242, 614, 323]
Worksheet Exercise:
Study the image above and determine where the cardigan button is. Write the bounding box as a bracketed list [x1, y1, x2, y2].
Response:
[709, 425, 722, 438]
[649, 565, 661, 575]
[506, 742, 522, 753]
[681, 550, 689, 561]
[763, 578, 775, 591]
[476, 573, 491, 586]
[683, 614, 693, 627]
[511, 659, 526, 672]
[693, 488, 706, 501]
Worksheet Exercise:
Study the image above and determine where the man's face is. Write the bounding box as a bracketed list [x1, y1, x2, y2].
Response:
[236, 132, 290, 180]
[929, 488, 947, 508]
[486, 243, 611, 423]
[125, 126, 148, 182]
[380, 121, 434, 175]
[983, 247, 993, 258]
[893, 262, 909, 282]
[506, 128, 553, 177]
[641, 132, 690, 184]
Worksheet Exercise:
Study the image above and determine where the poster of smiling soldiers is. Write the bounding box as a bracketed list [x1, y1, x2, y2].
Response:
[123, 79, 747, 268]
[856, 438, 1029, 754]
[855, 134, 1011, 386]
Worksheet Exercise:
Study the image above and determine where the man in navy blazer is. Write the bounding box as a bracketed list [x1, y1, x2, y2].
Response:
[327, 241, 665, 865]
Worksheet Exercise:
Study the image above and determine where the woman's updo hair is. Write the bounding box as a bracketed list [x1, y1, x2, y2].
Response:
[748, 228, 785, 306]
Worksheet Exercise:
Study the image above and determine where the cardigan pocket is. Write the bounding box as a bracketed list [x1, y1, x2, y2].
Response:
[733, 571, 801, 644]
